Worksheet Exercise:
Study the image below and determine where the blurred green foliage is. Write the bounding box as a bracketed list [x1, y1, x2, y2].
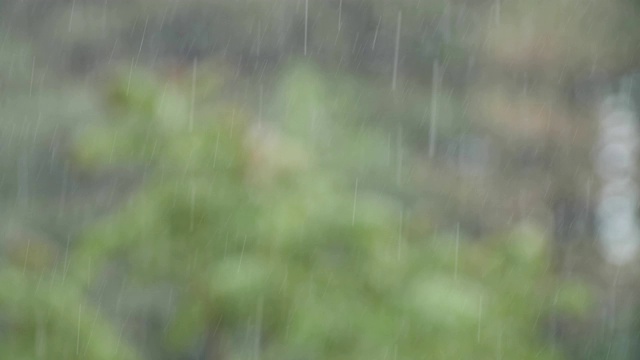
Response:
[2, 0, 634, 358]
[64, 65, 587, 359]
[0, 269, 139, 360]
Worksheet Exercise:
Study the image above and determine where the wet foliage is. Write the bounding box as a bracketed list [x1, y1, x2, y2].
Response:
[0, 0, 638, 358]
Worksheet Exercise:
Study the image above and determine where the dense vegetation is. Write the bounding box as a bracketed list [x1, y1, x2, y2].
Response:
[0, 0, 638, 358]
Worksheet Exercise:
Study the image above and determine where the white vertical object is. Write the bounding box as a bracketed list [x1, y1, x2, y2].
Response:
[596, 93, 640, 264]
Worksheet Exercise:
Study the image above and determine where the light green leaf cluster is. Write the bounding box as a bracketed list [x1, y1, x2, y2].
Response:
[68, 65, 581, 359]
[0, 268, 139, 360]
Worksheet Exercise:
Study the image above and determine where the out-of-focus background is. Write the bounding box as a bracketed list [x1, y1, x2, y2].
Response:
[1, 0, 640, 358]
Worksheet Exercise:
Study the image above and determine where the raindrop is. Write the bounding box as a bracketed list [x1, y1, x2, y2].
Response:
[69, 0, 76, 32]
[392, 11, 401, 91]
[304, 0, 309, 56]
[372, 15, 381, 50]
[77, 304, 82, 355]
[396, 126, 403, 185]
[352, 178, 358, 225]
[190, 57, 197, 132]
[238, 235, 247, 274]
[477, 296, 483, 342]
[429, 61, 440, 159]
[454, 222, 459, 281]
[29, 56, 35, 97]
[134, 16, 149, 68]
[338, 0, 343, 33]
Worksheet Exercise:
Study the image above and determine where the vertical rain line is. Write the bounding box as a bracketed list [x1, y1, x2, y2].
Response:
[338, 0, 342, 33]
[190, 184, 196, 232]
[257, 20, 262, 57]
[429, 61, 440, 159]
[36, 315, 44, 359]
[238, 235, 247, 274]
[387, 133, 392, 166]
[454, 222, 460, 280]
[126, 59, 134, 95]
[22, 236, 31, 274]
[59, 161, 69, 218]
[190, 58, 197, 133]
[77, 304, 82, 355]
[29, 56, 35, 97]
[255, 296, 264, 360]
[103, 0, 109, 35]
[497, 327, 502, 360]
[69, 0, 76, 31]
[352, 178, 359, 225]
[392, 11, 402, 91]
[397, 208, 404, 260]
[477, 296, 483, 342]
[62, 236, 71, 285]
[442, 0, 451, 43]
[134, 16, 149, 68]
[18, 153, 28, 208]
[396, 126, 403, 185]
[259, 84, 264, 127]
[372, 16, 381, 50]
[304, 0, 309, 56]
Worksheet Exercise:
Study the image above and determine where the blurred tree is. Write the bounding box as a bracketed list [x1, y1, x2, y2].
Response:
[66, 65, 587, 360]
[2, 0, 632, 357]
[0, 222, 140, 360]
